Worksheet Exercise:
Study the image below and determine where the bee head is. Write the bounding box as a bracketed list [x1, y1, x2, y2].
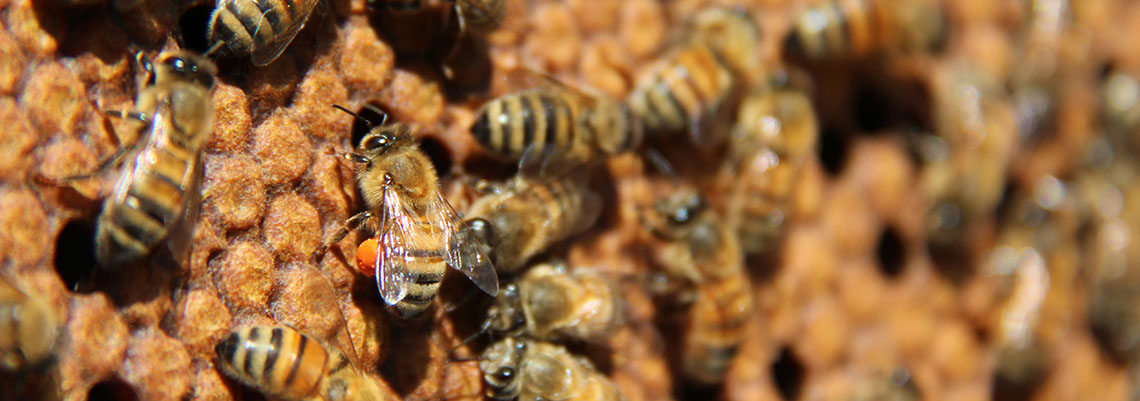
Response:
[487, 283, 524, 333]
[480, 338, 526, 399]
[648, 190, 706, 240]
[155, 52, 217, 89]
[357, 123, 414, 156]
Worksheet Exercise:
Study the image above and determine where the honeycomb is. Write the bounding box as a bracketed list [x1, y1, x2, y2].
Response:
[2, 0, 1139, 400]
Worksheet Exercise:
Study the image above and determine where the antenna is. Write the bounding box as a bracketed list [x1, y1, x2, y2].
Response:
[331, 104, 375, 129]
[203, 41, 225, 58]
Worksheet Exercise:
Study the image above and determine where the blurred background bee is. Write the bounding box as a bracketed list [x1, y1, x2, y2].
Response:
[979, 174, 1083, 399]
[627, 6, 760, 145]
[319, 106, 498, 319]
[720, 70, 820, 255]
[206, 0, 324, 65]
[916, 61, 1017, 269]
[0, 276, 61, 401]
[215, 325, 388, 401]
[482, 260, 623, 343]
[73, 50, 215, 271]
[463, 168, 601, 274]
[0, 277, 60, 372]
[782, 0, 947, 62]
[470, 78, 641, 168]
[642, 187, 753, 386]
[480, 336, 626, 401]
[1099, 68, 1140, 155]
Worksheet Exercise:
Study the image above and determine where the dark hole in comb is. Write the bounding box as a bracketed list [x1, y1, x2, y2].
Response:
[771, 346, 804, 401]
[177, 5, 213, 54]
[817, 126, 848, 176]
[53, 219, 97, 293]
[87, 377, 139, 401]
[418, 136, 454, 176]
[876, 224, 906, 278]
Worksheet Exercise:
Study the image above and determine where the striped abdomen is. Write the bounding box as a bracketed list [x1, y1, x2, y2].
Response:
[390, 218, 448, 319]
[683, 270, 753, 385]
[784, 0, 880, 60]
[95, 140, 196, 270]
[208, 0, 306, 57]
[215, 326, 345, 400]
[471, 91, 584, 162]
[628, 43, 734, 134]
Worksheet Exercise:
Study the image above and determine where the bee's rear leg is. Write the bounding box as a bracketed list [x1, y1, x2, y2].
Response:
[314, 211, 375, 261]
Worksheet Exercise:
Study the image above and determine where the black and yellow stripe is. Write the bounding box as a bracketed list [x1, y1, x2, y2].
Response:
[683, 274, 753, 385]
[628, 43, 734, 135]
[215, 326, 333, 400]
[471, 91, 581, 162]
[208, 0, 303, 58]
[95, 133, 195, 270]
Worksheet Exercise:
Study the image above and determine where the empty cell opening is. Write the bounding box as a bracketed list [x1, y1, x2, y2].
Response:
[771, 346, 804, 401]
[817, 127, 849, 176]
[54, 220, 97, 293]
[177, 5, 214, 54]
[87, 377, 139, 401]
[876, 225, 906, 278]
[418, 136, 454, 176]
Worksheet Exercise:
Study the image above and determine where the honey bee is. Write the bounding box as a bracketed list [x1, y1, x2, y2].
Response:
[206, 0, 323, 66]
[1100, 69, 1140, 153]
[919, 61, 1016, 260]
[626, 6, 759, 143]
[368, 0, 504, 33]
[215, 325, 387, 401]
[721, 72, 819, 254]
[480, 336, 626, 401]
[470, 83, 642, 167]
[463, 171, 602, 274]
[320, 107, 498, 319]
[89, 50, 215, 271]
[643, 188, 754, 385]
[0, 277, 60, 371]
[783, 0, 946, 61]
[483, 261, 623, 343]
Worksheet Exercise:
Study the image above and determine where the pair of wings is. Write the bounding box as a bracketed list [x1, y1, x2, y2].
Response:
[217, 0, 324, 66]
[108, 101, 204, 267]
[372, 184, 499, 306]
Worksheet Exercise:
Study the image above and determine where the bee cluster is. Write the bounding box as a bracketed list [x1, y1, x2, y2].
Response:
[4, 0, 1140, 400]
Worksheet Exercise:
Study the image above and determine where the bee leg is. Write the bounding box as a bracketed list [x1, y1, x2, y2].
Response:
[314, 211, 375, 260]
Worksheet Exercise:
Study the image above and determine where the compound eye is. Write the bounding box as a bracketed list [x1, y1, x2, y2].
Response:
[494, 367, 515, 381]
[362, 135, 388, 151]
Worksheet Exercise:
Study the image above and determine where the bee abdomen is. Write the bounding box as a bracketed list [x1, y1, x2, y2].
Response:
[215, 326, 330, 400]
[785, 0, 877, 60]
[471, 92, 577, 161]
[208, 0, 294, 56]
[629, 45, 733, 134]
[392, 259, 445, 319]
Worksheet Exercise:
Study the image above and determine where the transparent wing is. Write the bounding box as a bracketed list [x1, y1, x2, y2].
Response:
[165, 145, 203, 266]
[376, 184, 414, 305]
[429, 191, 499, 296]
[249, 0, 322, 66]
[289, 263, 362, 370]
